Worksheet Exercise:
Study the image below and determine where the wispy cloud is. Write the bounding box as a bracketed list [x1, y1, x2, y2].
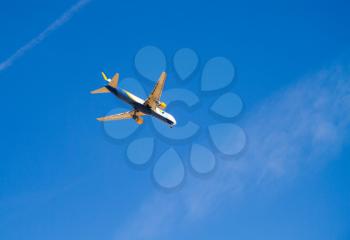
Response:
[0, 0, 91, 71]
[115, 64, 350, 239]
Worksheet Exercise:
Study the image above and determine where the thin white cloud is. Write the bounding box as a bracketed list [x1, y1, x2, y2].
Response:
[115, 64, 350, 240]
[0, 0, 91, 71]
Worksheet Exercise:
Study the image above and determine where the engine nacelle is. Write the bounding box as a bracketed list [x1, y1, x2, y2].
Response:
[159, 101, 167, 109]
[134, 117, 144, 125]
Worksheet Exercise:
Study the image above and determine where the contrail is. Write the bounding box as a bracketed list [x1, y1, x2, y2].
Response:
[0, 0, 91, 71]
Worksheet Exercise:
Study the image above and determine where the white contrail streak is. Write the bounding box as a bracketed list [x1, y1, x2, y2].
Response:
[0, 0, 91, 71]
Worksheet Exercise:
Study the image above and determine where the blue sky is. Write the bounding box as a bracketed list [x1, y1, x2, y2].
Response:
[1, 0, 350, 239]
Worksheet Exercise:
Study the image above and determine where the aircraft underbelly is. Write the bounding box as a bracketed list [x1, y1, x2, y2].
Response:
[109, 89, 150, 113]
[108, 87, 174, 125]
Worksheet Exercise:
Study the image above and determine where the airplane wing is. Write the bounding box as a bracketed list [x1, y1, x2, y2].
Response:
[144, 72, 166, 109]
[97, 110, 135, 122]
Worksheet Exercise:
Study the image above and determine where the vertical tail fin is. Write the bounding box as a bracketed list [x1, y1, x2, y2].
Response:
[101, 72, 108, 81]
[101, 72, 119, 88]
[90, 72, 119, 94]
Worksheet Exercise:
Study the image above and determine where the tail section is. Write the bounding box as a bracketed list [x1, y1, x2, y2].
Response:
[90, 72, 119, 94]
[101, 72, 108, 81]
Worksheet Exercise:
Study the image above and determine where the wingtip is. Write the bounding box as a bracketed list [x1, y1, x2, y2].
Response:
[160, 71, 167, 79]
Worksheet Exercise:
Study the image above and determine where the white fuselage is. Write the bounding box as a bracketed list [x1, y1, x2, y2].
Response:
[107, 86, 176, 126]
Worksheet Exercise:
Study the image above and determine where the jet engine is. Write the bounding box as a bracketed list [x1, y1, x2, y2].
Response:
[134, 116, 144, 125]
[158, 101, 167, 109]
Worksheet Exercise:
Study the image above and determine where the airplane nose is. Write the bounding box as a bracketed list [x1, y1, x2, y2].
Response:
[170, 115, 176, 126]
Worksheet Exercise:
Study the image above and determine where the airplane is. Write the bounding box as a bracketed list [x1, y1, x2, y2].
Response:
[91, 71, 176, 127]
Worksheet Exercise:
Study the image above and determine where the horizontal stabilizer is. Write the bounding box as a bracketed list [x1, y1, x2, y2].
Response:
[90, 87, 110, 94]
[109, 73, 119, 88]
